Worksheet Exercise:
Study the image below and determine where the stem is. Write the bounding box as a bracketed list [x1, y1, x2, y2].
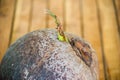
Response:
[46, 10, 68, 42]
[46, 10, 60, 27]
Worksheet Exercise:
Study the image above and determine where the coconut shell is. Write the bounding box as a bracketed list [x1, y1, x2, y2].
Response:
[0, 29, 99, 80]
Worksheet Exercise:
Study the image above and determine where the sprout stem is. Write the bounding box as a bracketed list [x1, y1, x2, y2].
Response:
[46, 10, 68, 42]
[46, 10, 60, 27]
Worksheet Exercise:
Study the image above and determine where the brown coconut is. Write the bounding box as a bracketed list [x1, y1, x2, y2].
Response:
[0, 29, 99, 80]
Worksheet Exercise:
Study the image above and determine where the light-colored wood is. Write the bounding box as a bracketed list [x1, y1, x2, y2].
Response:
[97, 0, 120, 79]
[65, 0, 82, 37]
[30, 0, 47, 31]
[0, 0, 16, 61]
[115, 0, 120, 33]
[11, 0, 31, 44]
[82, 0, 105, 80]
[48, 0, 64, 29]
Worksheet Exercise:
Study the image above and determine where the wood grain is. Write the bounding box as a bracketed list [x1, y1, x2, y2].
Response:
[97, 0, 120, 79]
[114, 0, 120, 34]
[82, 0, 105, 79]
[0, 0, 120, 79]
[65, 0, 82, 37]
[11, 0, 32, 44]
[30, 0, 47, 31]
[0, 0, 16, 61]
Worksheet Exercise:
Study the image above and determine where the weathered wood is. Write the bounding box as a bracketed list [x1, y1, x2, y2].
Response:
[82, 0, 105, 80]
[65, 0, 82, 37]
[0, 0, 16, 62]
[30, 0, 47, 31]
[97, 0, 120, 79]
[11, 0, 32, 44]
[48, 0, 64, 29]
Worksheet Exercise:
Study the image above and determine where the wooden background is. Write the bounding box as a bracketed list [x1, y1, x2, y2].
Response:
[0, 0, 120, 80]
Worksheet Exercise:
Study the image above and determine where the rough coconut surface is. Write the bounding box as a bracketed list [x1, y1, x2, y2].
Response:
[0, 29, 99, 80]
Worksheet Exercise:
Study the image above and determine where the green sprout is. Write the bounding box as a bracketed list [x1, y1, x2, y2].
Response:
[46, 10, 60, 26]
[46, 10, 68, 42]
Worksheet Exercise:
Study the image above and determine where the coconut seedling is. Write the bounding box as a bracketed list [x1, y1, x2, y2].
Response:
[0, 10, 99, 80]
[47, 10, 92, 67]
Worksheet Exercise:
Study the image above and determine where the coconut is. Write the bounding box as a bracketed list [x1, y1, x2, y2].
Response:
[0, 29, 99, 80]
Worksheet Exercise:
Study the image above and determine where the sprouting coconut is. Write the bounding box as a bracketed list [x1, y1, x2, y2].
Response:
[0, 10, 99, 80]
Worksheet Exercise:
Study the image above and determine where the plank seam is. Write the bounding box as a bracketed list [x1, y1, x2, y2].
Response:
[63, 0, 66, 31]
[95, 0, 109, 80]
[0, 0, 2, 8]
[28, 0, 33, 32]
[112, 0, 120, 36]
[80, 0, 84, 38]
[8, 0, 18, 46]
[46, 0, 50, 28]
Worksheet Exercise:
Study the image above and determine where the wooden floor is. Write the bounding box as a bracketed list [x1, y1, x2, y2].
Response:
[0, 0, 120, 80]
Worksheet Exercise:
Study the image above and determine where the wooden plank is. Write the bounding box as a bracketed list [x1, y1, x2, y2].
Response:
[114, 0, 120, 34]
[48, 0, 64, 29]
[82, 0, 105, 80]
[97, 0, 120, 79]
[11, 0, 31, 44]
[0, 0, 16, 61]
[30, 0, 47, 31]
[65, 0, 82, 37]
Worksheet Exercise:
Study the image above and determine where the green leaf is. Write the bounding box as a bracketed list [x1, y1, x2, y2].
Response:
[57, 32, 68, 42]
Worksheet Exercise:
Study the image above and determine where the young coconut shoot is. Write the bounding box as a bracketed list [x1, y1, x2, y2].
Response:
[46, 10, 92, 67]
[46, 10, 68, 42]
